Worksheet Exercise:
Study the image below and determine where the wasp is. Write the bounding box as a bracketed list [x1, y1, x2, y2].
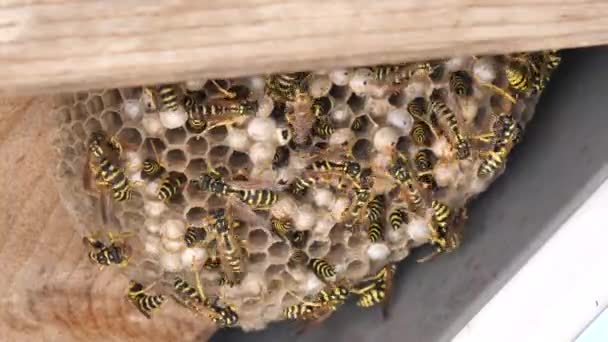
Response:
[184, 225, 207, 248]
[350, 115, 368, 132]
[207, 208, 246, 285]
[229, 188, 279, 209]
[430, 89, 470, 159]
[387, 152, 425, 210]
[208, 301, 239, 327]
[159, 84, 180, 111]
[389, 207, 408, 230]
[407, 97, 429, 118]
[195, 170, 232, 196]
[311, 96, 334, 118]
[127, 281, 167, 319]
[418, 207, 466, 263]
[477, 112, 521, 178]
[308, 258, 336, 282]
[204, 256, 222, 270]
[83, 231, 132, 268]
[284, 285, 348, 324]
[173, 276, 205, 306]
[413, 149, 437, 189]
[410, 120, 434, 147]
[265, 73, 309, 102]
[87, 136, 136, 203]
[270, 216, 295, 238]
[366, 194, 386, 242]
[186, 100, 258, 117]
[352, 264, 396, 318]
[272, 145, 290, 170]
[309, 159, 363, 184]
[431, 200, 451, 231]
[157, 174, 183, 202]
[288, 177, 315, 197]
[449, 70, 474, 97]
[312, 117, 335, 139]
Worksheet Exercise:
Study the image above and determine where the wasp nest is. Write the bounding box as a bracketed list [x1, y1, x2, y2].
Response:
[52, 52, 559, 331]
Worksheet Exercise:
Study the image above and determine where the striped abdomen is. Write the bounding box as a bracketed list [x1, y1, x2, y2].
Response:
[308, 258, 336, 281]
[431, 200, 451, 229]
[159, 85, 179, 111]
[410, 120, 432, 146]
[368, 220, 384, 243]
[477, 148, 507, 178]
[407, 97, 429, 117]
[449, 70, 474, 97]
[184, 226, 206, 247]
[173, 277, 203, 304]
[232, 189, 278, 208]
[142, 159, 164, 179]
[157, 176, 182, 202]
[289, 177, 315, 196]
[389, 208, 408, 230]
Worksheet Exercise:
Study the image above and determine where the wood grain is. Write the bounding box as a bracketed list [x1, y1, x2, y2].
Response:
[2, 0, 608, 95]
[0, 97, 217, 341]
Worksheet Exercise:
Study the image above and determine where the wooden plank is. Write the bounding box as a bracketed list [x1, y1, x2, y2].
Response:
[1, 0, 608, 95]
[0, 97, 217, 341]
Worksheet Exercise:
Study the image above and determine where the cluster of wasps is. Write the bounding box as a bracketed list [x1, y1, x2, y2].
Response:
[77, 49, 560, 330]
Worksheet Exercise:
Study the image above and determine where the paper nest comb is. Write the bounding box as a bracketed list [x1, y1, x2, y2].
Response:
[51, 52, 557, 331]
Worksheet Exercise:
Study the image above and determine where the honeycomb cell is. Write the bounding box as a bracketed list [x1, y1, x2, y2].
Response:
[268, 241, 289, 260]
[84, 118, 103, 135]
[395, 135, 410, 152]
[141, 138, 167, 157]
[61, 146, 76, 162]
[248, 229, 269, 249]
[348, 234, 366, 249]
[207, 125, 228, 141]
[74, 92, 89, 102]
[72, 102, 88, 121]
[185, 206, 206, 224]
[350, 115, 371, 134]
[352, 138, 373, 161]
[117, 88, 139, 102]
[121, 211, 145, 229]
[165, 127, 187, 145]
[329, 223, 347, 242]
[345, 260, 368, 280]
[57, 108, 71, 125]
[249, 253, 267, 265]
[206, 194, 227, 208]
[165, 149, 187, 170]
[264, 264, 284, 279]
[71, 122, 87, 141]
[388, 91, 407, 108]
[347, 93, 366, 113]
[86, 95, 105, 115]
[228, 151, 252, 170]
[185, 158, 207, 179]
[118, 128, 143, 150]
[101, 110, 123, 134]
[186, 136, 208, 156]
[267, 279, 283, 295]
[185, 181, 207, 202]
[233, 221, 250, 239]
[325, 243, 346, 265]
[307, 240, 330, 258]
[329, 85, 351, 101]
[100, 89, 123, 109]
[209, 145, 231, 161]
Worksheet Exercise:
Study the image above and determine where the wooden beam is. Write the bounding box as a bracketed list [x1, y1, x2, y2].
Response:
[2, 0, 608, 95]
[0, 97, 217, 341]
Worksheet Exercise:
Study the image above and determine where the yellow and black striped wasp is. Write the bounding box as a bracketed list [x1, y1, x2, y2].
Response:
[127, 281, 167, 319]
[83, 231, 133, 269]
